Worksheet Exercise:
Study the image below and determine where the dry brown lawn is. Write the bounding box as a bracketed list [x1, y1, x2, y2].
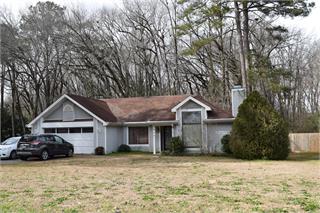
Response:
[0, 153, 319, 213]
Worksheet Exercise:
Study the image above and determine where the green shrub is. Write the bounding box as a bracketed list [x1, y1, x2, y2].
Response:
[230, 91, 289, 160]
[95, 146, 105, 155]
[169, 137, 184, 154]
[221, 134, 232, 154]
[118, 144, 131, 152]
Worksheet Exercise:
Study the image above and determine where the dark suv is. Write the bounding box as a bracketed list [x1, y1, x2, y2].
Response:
[17, 134, 74, 161]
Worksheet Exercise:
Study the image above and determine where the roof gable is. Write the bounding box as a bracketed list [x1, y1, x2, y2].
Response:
[26, 94, 112, 127]
[171, 96, 211, 112]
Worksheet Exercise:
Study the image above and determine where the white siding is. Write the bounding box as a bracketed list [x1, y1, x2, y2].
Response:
[45, 100, 92, 121]
[207, 123, 232, 153]
[97, 121, 105, 148]
[31, 120, 42, 134]
[106, 127, 124, 154]
[181, 100, 202, 109]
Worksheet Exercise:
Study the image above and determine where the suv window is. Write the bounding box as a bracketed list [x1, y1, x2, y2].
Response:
[38, 136, 47, 142]
[20, 136, 37, 142]
[54, 136, 63, 144]
[45, 135, 55, 142]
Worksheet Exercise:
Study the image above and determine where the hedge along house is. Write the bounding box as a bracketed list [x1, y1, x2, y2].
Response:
[26, 88, 245, 154]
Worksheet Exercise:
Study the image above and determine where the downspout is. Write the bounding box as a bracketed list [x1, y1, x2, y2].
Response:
[104, 127, 107, 154]
[158, 128, 161, 154]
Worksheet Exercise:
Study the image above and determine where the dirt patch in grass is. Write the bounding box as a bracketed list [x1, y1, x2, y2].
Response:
[0, 153, 319, 212]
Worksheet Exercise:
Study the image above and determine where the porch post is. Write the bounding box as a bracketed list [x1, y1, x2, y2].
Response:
[152, 126, 156, 154]
[104, 127, 107, 153]
[158, 127, 161, 154]
[171, 124, 175, 137]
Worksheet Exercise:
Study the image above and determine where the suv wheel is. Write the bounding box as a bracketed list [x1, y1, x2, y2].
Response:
[67, 149, 73, 157]
[10, 150, 17, 159]
[40, 150, 49, 161]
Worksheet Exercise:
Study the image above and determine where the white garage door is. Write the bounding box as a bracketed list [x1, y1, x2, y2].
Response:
[58, 133, 94, 154]
[44, 127, 95, 154]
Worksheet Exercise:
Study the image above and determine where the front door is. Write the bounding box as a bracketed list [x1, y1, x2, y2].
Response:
[161, 126, 172, 151]
[182, 111, 202, 148]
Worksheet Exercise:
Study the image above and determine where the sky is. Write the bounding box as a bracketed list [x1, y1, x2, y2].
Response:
[0, 0, 319, 38]
[277, 1, 320, 39]
[0, 0, 120, 13]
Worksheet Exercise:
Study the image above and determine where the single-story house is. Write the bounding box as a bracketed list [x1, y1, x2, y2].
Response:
[27, 87, 245, 154]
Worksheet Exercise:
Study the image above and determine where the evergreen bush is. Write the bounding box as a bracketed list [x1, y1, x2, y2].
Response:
[230, 91, 290, 160]
[169, 137, 184, 154]
[221, 134, 232, 154]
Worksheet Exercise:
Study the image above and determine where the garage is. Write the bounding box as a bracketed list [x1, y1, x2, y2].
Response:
[26, 94, 111, 154]
[43, 127, 95, 154]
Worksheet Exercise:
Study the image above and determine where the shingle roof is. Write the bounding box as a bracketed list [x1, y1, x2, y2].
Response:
[101, 95, 189, 122]
[67, 94, 118, 122]
[67, 94, 232, 122]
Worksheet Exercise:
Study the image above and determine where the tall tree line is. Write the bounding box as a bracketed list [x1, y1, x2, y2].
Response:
[0, 0, 319, 138]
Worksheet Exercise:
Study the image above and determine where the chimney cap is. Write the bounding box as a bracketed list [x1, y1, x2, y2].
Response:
[233, 85, 242, 89]
[232, 85, 245, 91]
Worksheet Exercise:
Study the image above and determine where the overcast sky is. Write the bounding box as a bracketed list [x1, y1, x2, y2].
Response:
[0, 0, 319, 38]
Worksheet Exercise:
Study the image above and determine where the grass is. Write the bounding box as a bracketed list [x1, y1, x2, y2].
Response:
[0, 153, 319, 212]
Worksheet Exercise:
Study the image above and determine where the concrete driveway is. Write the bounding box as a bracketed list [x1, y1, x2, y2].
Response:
[0, 155, 74, 165]
[0, 159, 22, 165]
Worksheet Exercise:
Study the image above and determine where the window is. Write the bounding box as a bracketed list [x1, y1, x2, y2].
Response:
[69, 128, 81, 133]
[82, 127, 93, 133]
[129, 127, 148, 145]
[44, 128, 56, 133]
[20, 136, 37, 142]
[54, 136, 63, 144]
[43, 127, 94, 134]
[38, 136, 47, 142]
[1, 137, 20, 145]
[63, 103, 74, 121]
[182, 111, 202, 148]
[63, 104, 73, 112]
[40, 135, 55, 142]
[182, 111, 201, 124]
[57, 128, 68, 133]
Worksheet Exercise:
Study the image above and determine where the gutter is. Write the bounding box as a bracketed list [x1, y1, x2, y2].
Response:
[104, 120, 179, 127]
[26, 121, 107, 128]
[204, 118, 235, 124]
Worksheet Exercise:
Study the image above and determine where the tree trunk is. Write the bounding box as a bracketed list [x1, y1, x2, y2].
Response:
[16, 94, 25, 134]
[242, 1, 251, 92]
[234, 0, 248, 94]
[0, 65, 5, 140]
